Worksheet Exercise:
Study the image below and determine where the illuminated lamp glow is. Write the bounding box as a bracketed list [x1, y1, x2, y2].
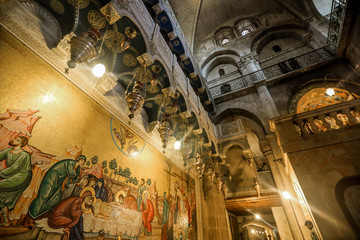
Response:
[174, 140, 181, 149]
[92, 63, 106, 77]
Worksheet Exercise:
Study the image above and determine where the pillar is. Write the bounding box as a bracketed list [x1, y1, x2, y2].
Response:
[271, 206, 294, 240]
[240, 53, 279, 120]
[260, 139, 306, 240]
[255, 81, 280, 119]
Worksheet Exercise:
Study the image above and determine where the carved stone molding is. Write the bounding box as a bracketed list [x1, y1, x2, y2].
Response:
[96, 73, 118, 94]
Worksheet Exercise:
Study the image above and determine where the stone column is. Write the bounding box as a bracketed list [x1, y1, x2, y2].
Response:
[260, 139, 305, 240]
[237, 59, 248, 75]
[240, 53, 279, 120]
[255, 81, 280, 119]
[271, 206, 294, 240]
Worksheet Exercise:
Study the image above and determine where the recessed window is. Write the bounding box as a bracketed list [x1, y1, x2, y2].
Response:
[221, 38, 230, 45]
[214, 27, 235, 46]
[272, 45, 282, 53]
[219, 68, 225, 76]
[235, 18, 257, 36]
[241, 29, 250, 36]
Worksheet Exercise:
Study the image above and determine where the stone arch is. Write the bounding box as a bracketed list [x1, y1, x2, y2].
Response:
[203, 56, 239, 79]
[335, 175, 360, 237]
[287, 79, 360, 113]
[201, 50, 240, 70]
[214, 108, 266, 140]
[250, 24, 308, 54]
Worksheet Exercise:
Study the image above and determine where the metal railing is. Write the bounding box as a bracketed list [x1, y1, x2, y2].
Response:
[209, 47, 334, 98]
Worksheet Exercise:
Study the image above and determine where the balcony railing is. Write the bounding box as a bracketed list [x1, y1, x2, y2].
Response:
[291, 100, 360, 137]
[270, 99, 360, 154]
[209, 47, 334, 99]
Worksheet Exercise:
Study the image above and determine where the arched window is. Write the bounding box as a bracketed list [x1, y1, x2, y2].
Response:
[215, 27, 235, 46]
[240, 29, 250, 36]
[235, 18, 257, 36]
[272, 45, 282, 53]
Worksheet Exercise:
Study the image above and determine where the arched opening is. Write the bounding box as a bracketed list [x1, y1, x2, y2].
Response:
[335, 175, 360, 237]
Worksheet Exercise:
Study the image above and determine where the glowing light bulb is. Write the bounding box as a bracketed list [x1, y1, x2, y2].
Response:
[325, 88, 335, 96]
[255, 214, 261, 219]
[92, 63, 106, 77]
[251, 230, 255, 234]
[283, 191, 291, 199]
[174, 140, 181, 149]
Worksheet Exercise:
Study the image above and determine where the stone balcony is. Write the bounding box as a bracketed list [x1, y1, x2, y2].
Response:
[270, 99, 360, 153]
[209, 47, 334, 103]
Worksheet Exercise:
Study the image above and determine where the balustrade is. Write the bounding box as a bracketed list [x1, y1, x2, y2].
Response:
[292, 100, 360, 137]
[209, 47, 333, 98]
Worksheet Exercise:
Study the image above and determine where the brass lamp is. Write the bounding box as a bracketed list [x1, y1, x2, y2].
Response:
[67, 28, 101, 69]
[126, 80, 145, 120]
[158, 113, 173, 153]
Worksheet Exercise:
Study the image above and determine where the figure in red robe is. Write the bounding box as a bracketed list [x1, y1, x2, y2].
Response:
[47, 192, 94, 240]
[140, 191, 154, 234]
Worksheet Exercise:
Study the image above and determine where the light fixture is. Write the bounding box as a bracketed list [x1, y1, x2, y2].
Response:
[325, 87, 335, 96]
[157, 94, 179, 153]
[67, 28, 101, 71]
[174, 140, 181, 149]
[251, 230, 255, 234]
[92, 63, 106, 77]
[255, 214, 261, 219]
[282, 191, 291, 199]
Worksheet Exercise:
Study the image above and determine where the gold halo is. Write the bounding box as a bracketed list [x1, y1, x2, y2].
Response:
[80, 186, 96, 203]
[115, 190, 126, 203]
[82, 202, 92, 214]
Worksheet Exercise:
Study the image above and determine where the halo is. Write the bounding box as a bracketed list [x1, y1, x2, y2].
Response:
[82, 202, 92, 214]
[80, 186, 97, 203]
[115, 190, 126, 203]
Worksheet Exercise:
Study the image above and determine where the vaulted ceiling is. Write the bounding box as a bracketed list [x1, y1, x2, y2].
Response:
[168, 0, 322, 52]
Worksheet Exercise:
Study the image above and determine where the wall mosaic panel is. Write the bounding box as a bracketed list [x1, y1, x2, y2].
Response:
[0, 29, 197, 240]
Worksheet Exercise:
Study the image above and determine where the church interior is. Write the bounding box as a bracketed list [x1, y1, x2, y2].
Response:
[0, 0, 359, 239]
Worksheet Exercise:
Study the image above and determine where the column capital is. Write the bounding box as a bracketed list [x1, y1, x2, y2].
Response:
[240, 53, 259, 66]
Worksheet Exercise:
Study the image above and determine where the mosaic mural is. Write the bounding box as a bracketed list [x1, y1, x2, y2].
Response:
[296, 87, 356, 113]
[0, 29, 197, 240]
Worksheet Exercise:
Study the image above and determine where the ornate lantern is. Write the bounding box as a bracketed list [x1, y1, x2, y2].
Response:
[158, 113, 173, 153]
[126, 80, 145, 120]
[67, 28, 101, 69]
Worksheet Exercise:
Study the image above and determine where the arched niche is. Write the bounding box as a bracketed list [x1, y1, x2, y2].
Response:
[251, 24, 306, 51]
[335, 175, 360, 237]
[288, 80, 360, 114]
[204, 57, 239, 81]
[200, 50, 240, 70]
[214, 108, 266, 140]
[214, 27, 236, 46]
[17, 0, 64, 48]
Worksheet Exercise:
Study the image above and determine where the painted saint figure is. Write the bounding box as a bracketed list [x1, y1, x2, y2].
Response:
[140, 190, 154, 235]
[94, 178, 108, 202]
[137, 178, 146, 211]
[48, 192, 95, 240]
[28, 155, 86, 219]
[61, 175, 89, 200]
[0, 136, 32, 227]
